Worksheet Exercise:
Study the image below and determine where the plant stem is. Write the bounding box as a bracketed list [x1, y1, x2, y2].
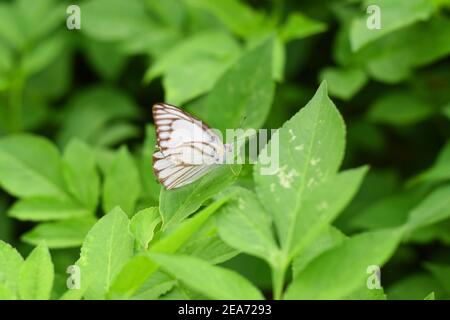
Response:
[272, 262, 287, 300]
[269, 0, 285, 28]
[8, 69, 24, 133]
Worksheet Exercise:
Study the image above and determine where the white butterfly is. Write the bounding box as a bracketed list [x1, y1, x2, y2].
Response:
[152, 103, 233, 190]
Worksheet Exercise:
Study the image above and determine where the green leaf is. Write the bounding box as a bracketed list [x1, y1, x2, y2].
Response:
[144, 31, 241, 105]
[144, 32, 233, 82]
[63, 139, 100, 210]
[16, 0, 65, 41]
[146, 0, 187, 29]
[0, 73, 9, 92]
[337, 15, 450, 83]
[408, 220, 450, 245]
[292, 226, 346, 277]
[27, 50, 71, 100]
[350, 191, 419, 230]
[84, 40, 127, 81]
[254, 82, 346, 253]
[163, 59, 229, 106]
[185, 0, 266, 38]
[76, 207, 134, 299]
[0, 42, 13, 76]
[411, 141, 450, 184]
[16, 94, 51, 132]
[148, 252, 264, 300]
[387, 273, 446, 300]
[159, 285, 196, 299]
[365, 17, 450, 83]
[443, 103, 450, 120]
[216, 187, 279, 265]
[0, 3, 25, 49]
[82, 0, 151, 41]
[424, 262, 450, 293]
[59, 287, 87, 300]
[159, 164, 239, 228]
[130, 207, 161, 250]
[284, 228, 403, 299]
[0, 134, 68, 199]
[102, 146, 141, 216]
[139, 125, 160, 204]
[107, 255, 159, 299]
[0, 241, 24, 296]
[198, 37, 275, 132]
[407, 184, 450, 231]
[95, 147, 116, 176]
[18, 243, 54, 300]
[0, 38, 13, 69]
[120, 23, 180, 57]
[93, 123, 140, 148]
[21, 217, 97, 249]
[0, 283, 16, 300]
[319, 66, 368, 100]
[8, 197, 90, 221]
[108, 198, 226, 299]
[350, 0, 434, 51]
[272, 36, 285, 81]
[0, 198, 13, 243]
[57, 86, 139, 146]
[291, 166, 368, 257]
[154, 198, 229, 253]
[279, 12, 327, 42]
[22, 31, 66, 76]
[424, 292, 435, 300]
[368, 91, 433, 126]
[345, 286, 387, 300]
[131, 271, 176, 300]
[178, 233, 238, 265]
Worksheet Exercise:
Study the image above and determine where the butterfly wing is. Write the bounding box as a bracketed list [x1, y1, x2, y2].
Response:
[153, 151, 214, 190]
[152, 103, 224, 189]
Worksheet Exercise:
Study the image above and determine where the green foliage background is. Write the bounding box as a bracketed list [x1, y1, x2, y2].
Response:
[0, 0, 450, 300]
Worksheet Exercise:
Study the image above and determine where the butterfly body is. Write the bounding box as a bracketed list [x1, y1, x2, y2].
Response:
[152, 103, 233, 190]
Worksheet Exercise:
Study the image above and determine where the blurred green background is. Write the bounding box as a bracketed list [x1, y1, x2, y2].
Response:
[0, 0, 450, 299]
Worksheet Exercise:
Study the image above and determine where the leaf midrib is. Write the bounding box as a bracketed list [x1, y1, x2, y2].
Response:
[283, 96, 325, 256]
[105, 213, 119, 292]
